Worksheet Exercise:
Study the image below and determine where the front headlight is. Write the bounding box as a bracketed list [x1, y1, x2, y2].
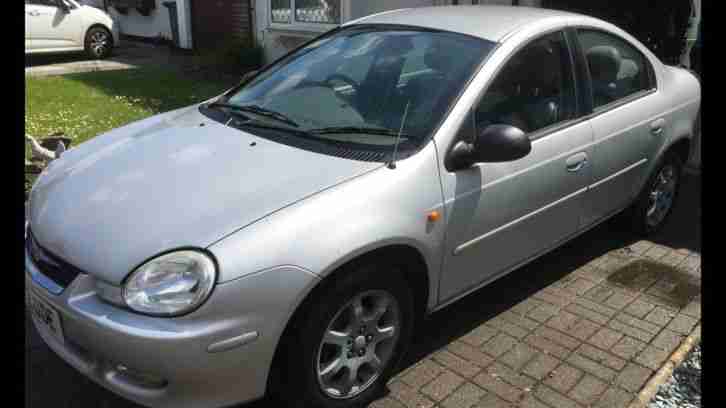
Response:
[123, 250, 217, 317]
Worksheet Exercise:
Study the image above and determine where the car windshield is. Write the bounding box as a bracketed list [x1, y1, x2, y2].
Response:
[203, 25, 496, 161]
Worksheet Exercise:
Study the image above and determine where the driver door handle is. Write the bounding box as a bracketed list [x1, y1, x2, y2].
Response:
[27, 10, 40, 16]
[566, 152, 588, 172]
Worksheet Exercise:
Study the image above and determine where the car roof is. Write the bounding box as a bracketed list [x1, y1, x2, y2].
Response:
[345, 6, 582, 42]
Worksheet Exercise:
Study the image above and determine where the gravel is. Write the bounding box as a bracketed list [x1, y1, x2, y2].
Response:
[648, 342, 701, 408]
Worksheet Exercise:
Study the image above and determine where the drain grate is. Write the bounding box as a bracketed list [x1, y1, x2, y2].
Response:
[607, 259, 699, 309]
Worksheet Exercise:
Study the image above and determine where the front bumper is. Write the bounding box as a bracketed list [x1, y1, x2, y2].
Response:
[26, 248, 319, 408]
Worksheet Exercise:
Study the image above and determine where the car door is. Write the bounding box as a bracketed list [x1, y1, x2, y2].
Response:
[438, 30, 594, 303]
[26, 0, 84, 51]
[573, 28, 661, 226]
[25, 1, 34, 50]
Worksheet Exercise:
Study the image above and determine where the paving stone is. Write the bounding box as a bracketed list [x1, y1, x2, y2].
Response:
[484, 362, 537, 389]
[659, 251, 688, 267]
[472, 370, 524, 403]
[534, 288, 575, 308]
[651, 329, 686, 352]
[440, 382, 487, 408]
[545, 311, 580, 333]
[534, 385, 580, 408]
[498, 311, 540, 332]
[521, 353, 560, 381]
[603, 290, 636, 310]
[568, 318, 601, 341]
[482, 333, 518, 358]
[607, 319, 656, 344]
[447, 341, 495, 368]
[543, 363, 583, 394]
[681, 300, 701, 319]
[614, 363, 653, 392]
[421, 371, 465, 402]
[460, 325, 499, 347]
[572, 264, 612, 283]
[388, 381, 436, 408]
[574, 297, 617, 318]
[515, 394, 550, 408]
[576, 344, 626, 370]
[399, 359, 445, 389]
[370, 396, 407, 408]
[644, 306, 676, 326]
[566, 353, 617, 382]
[566, 278, 598, 295]
[584, 284, 615, 303]
[487, 318, 530, 340]
[510, 299, 543, 317]
[595, 386, 633, 408]
[588, 327, 623, 350]
[611, 336, 647, 360]
[566, 303, 610, 325]
[635, 344, 672, 370]
[615, 313, 661, 335]
[639, 294, 681, 312]
[629, 241, 655, 255]
[666, 314, 699, 335]
[569, 374, 608, 406]
[681, 254, 701, 271]
[535, 326, 580, 350]
[500, 343, 538, 372]
[623, 298, 656, 319]
[527, 304, 560, 323]
[474, 393, 517, 408]
[643, 245, 669, 260]
[525, 333, 570, 359]
[433, 350, 483, 379]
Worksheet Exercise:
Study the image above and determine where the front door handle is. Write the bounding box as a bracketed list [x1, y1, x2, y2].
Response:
[566, 152, 588, 172]
[27, 10, 40, 16]
[650, 118, 666, 136]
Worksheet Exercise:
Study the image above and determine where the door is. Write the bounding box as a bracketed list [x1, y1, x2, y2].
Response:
[26, 0, 84, 51]
[574, 28, 661, 226]
[25, 1, 33, 50]
[438, 31, 594, 302]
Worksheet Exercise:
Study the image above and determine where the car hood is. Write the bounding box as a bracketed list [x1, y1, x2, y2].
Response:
[28, 106, 381, 284]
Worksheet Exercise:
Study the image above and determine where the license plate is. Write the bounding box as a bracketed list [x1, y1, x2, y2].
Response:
[27, 290, 65, 344]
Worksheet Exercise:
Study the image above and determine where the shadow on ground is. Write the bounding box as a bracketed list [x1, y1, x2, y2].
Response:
[25, 174, 700, 408]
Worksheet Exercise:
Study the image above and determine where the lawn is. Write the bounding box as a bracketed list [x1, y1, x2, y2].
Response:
[25, 68, 238, 195]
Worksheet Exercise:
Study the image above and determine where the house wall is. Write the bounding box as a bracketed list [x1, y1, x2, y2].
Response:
[254, 0, 541, 63]
[107, 0, 193, 48]
[191, 0, 253, 50]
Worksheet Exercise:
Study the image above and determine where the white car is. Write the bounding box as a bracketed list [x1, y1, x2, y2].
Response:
[25, 0, 119, 59]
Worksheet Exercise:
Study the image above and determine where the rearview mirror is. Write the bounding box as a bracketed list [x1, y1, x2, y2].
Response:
[446, 124, 531, 171]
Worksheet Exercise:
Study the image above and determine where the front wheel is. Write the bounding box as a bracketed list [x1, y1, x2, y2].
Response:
[629, 151, 683, 235]
[84, 26, 113, 59]
[275, 261, 414, 408]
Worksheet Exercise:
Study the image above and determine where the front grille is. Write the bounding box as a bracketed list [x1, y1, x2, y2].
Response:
[26, 228, 83, 290]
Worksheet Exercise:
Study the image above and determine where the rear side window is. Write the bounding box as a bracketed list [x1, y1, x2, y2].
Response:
[577, 29, 655, 109]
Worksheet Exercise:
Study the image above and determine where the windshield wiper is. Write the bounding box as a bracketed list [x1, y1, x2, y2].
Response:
[310, 126, 410, 138]
[207, 102, 299, 128]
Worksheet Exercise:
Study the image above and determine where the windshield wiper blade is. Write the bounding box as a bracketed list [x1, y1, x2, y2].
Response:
[207, 102, 299, 128]
[310, 126, 409, 138]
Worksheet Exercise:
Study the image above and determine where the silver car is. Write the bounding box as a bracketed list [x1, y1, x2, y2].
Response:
[26, 6, 701, 408]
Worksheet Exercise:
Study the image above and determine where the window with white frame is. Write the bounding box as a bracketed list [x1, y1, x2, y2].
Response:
[271, 0, 341, 25]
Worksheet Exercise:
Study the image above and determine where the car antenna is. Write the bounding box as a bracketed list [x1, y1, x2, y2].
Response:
[387, 100, 411, 170]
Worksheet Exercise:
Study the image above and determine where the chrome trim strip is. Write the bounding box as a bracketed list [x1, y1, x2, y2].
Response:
[26, 248, 64, 295]
[589, 158, 648, 190]
[454, 186, 588, 255]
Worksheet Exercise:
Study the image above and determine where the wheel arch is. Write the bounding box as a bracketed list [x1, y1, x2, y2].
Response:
[265, 243, 431, 394]
[85, 23, 114, 44]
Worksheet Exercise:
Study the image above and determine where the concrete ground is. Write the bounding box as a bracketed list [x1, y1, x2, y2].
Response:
[25, 40, 207, 77]
[25, 174, 701, 408]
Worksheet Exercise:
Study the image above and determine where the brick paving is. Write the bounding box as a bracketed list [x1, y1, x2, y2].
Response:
[25, 175, 701, 407]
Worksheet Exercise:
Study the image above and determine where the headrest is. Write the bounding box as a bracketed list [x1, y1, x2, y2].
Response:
[587, 46, 622, 82]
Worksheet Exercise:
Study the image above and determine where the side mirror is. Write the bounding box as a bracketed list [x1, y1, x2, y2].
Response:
[446, 124, 531, 171]
[58, 0, 71, 13]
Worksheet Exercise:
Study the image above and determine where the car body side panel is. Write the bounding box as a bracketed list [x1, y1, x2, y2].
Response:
[209, 142, 447, 310]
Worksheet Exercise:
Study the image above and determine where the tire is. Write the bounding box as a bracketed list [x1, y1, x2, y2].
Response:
[273, 260, 414, 408]
[84, 26, 113, 60]
[629, 151, 683, 236]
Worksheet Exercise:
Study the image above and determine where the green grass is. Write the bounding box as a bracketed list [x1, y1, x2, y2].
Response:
[25, 68, 238, 196]
[25, 68, 237, 147]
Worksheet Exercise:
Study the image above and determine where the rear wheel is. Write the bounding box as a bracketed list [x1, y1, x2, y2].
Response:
[629, 151, 683, 235]
[85, 26, 113, 59]
[274, 261, 414, 408]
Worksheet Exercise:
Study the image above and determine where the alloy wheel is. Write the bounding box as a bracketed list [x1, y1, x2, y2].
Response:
[646, 164, 678, 228]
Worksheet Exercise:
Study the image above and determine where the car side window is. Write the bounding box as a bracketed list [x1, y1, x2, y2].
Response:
[27, 0, 59, 6]
[474, 31, 577, 136]
[577, 29, 655, 109]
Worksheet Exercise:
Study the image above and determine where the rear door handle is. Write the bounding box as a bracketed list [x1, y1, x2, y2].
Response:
[650, 118, 666, 136]
[566, 152, 588, 172]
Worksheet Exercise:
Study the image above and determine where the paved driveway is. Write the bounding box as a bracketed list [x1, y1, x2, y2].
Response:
[25, 174, 701, 408]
